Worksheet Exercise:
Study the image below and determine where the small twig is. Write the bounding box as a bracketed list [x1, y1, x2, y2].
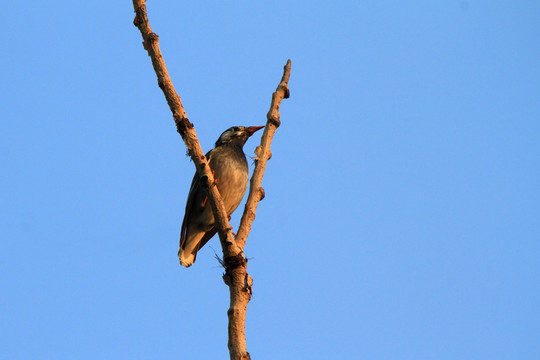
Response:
[212, 247, 226, 268]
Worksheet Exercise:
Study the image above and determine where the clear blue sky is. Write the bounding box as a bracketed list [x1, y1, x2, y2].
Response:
[2, 1, 539, 359]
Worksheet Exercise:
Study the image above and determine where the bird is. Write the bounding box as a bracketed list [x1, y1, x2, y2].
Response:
[178, 125, 265, 267]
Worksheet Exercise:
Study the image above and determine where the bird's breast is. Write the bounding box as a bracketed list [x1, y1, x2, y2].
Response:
[210, 148, 249, 214]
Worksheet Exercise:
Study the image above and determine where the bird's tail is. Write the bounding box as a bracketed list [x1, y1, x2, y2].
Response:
[178, 253, 196, 267]
[178, 236, 200, 267]
[178, 228, 218, 267]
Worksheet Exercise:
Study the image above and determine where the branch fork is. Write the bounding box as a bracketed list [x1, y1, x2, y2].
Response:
[132, 2, 291, 359]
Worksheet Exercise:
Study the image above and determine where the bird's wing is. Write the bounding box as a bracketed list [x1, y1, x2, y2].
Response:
[179, 172, 200, 250]
[196, 228, 218, 254]
[180, 149, 214, 250]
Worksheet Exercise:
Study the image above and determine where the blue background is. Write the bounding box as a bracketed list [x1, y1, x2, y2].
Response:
[2, 1, 539, 359]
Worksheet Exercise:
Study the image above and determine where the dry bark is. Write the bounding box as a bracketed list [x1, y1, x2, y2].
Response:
[131, 2, 291, 359]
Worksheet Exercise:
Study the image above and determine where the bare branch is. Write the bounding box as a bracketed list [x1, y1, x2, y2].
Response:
[131, 0, 238, 252]
[236, 60, 292, 248]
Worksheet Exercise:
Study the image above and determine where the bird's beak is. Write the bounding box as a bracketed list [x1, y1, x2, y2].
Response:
[246, 125, 265, 136]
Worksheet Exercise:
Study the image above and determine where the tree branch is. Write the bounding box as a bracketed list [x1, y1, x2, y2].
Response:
[131, 0, 238, 253]
[236, 60, 291, 249]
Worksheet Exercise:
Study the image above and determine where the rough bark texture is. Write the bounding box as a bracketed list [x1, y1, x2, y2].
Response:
[131, 2, 291, 359]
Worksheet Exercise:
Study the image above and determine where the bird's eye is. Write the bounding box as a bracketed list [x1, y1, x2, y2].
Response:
[232, 127, 240, 132]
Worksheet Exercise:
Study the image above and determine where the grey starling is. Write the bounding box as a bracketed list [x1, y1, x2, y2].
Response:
[178, 125, 264, 267]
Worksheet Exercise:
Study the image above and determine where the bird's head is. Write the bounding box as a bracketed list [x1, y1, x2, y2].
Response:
[215, 125, 265, 147]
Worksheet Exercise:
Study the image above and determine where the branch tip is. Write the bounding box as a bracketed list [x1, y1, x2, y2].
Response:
[282, 59, 292, 83]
